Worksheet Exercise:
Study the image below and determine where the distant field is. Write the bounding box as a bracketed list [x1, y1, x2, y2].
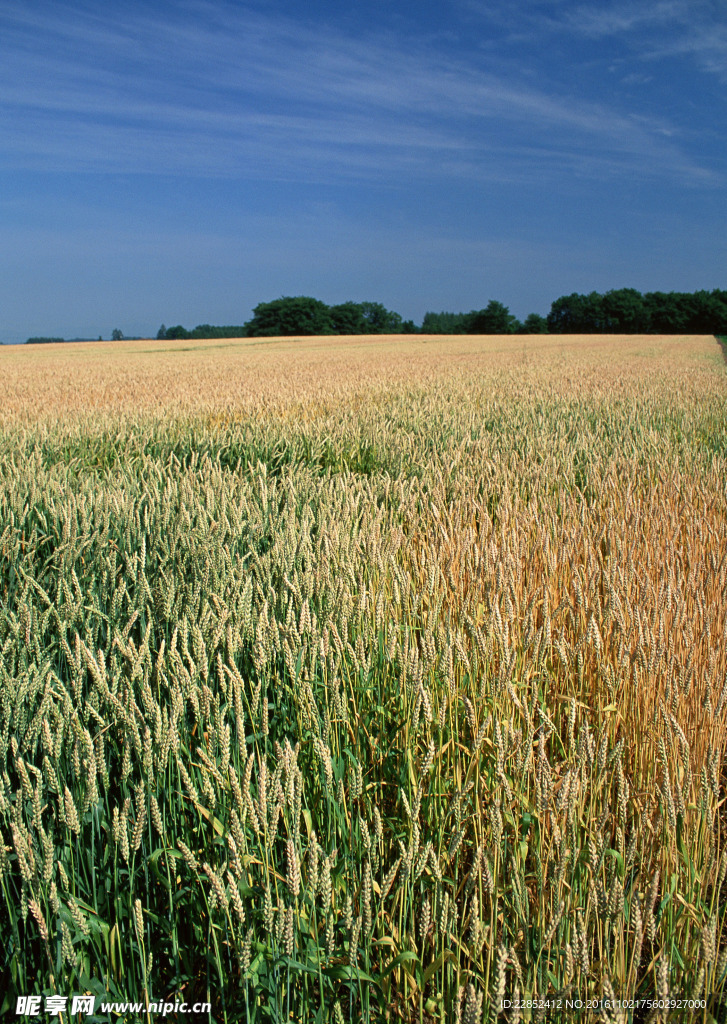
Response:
[1, 334, 725, 1022]
[1, 332, 722, 420]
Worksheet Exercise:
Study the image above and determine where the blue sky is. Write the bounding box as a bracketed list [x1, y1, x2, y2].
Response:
[0, 0, 725, 341]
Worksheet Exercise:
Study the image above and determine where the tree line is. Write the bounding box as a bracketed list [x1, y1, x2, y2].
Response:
[546, 288, 727, 334]
[154, 289, 727, 340]
[155, 298, 417, 340]
[422, 288, 726, 336]
[24, 287, 727, 344]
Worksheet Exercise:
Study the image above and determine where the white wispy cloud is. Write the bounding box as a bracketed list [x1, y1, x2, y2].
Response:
[507, 0, 727, 80]
[642, 23, 727, 79]
[0, 0, 718, 186]
[461, 0, 727, 79]
[562, 1, 686, 37]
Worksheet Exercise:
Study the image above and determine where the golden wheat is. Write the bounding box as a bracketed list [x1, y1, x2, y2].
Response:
[0, 332, 724, 1022]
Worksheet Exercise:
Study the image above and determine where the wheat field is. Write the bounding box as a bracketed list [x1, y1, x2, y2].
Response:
[0, 333, 725, 1023]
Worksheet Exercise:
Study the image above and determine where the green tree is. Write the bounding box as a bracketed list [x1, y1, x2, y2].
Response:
[601, 289, 649, 332]
[547, 292, 605, 333]
[678, 290, 727, 333]
[358, 301, 403, 334]
[245, 296, 335, 337]
[111, 329, 124, 341]
[189, 324, 247, 339]
[329, 302, 366, 335]
[421, 311, 472, 334]
[642, 290, 727, 334]
[516, 313, 549, 334]
[467, 299, 518, 334]
[156, 324, 167, 340]
[164, 325, 191, 340]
